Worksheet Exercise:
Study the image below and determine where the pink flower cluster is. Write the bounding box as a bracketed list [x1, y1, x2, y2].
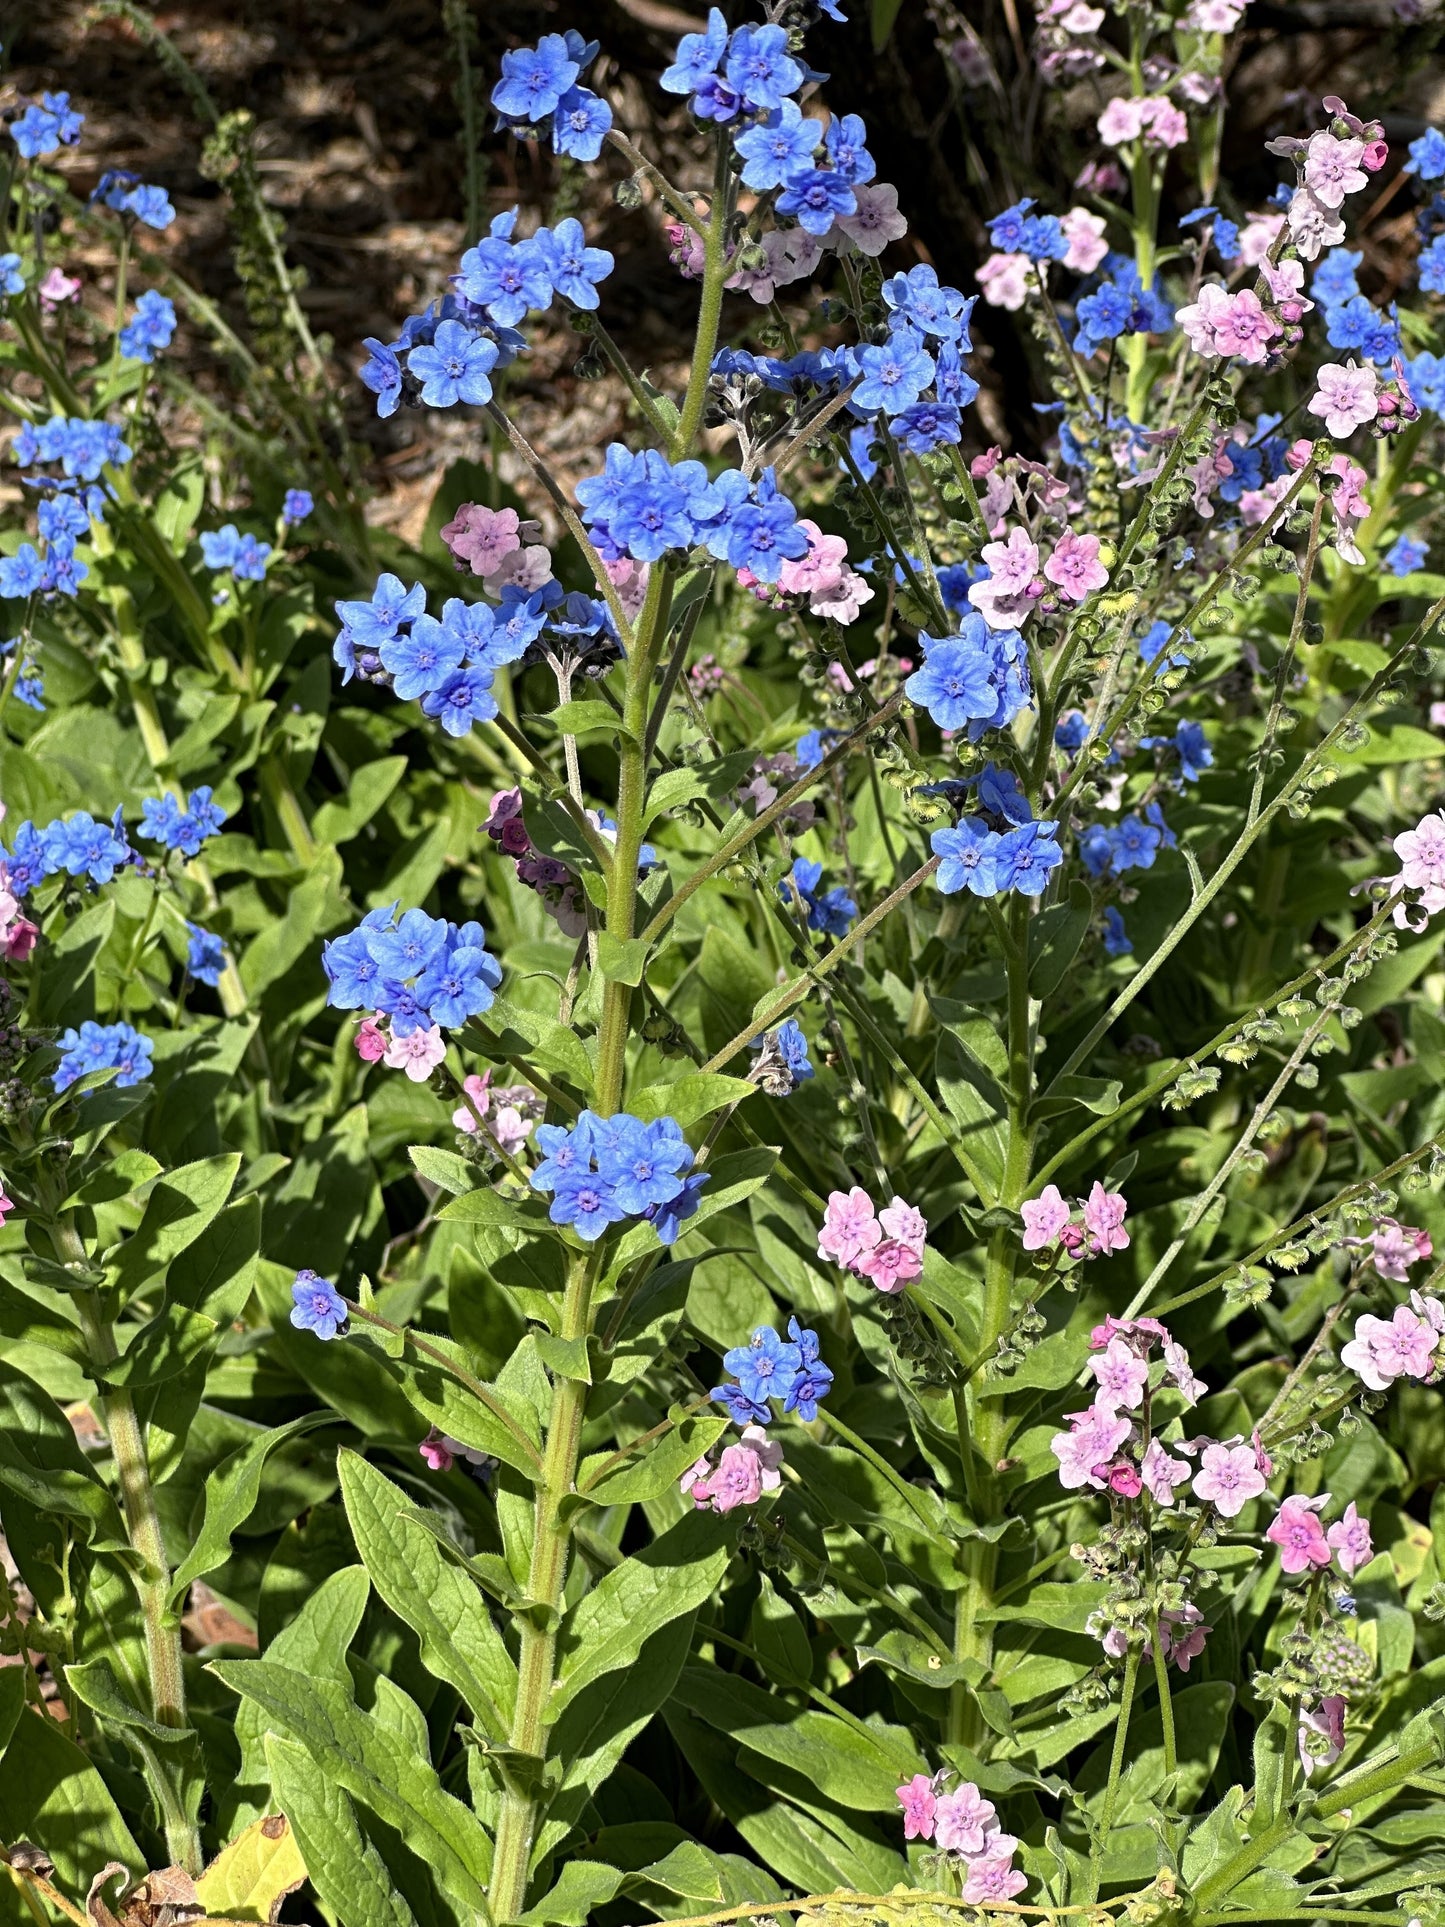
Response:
[1051, 1318, 1206, 1501]
[1269, 101, 1388, 261]
[817, 1187, 928, 1292]
[483, 788, 587, 938]
[1089, 1601, 1211, 1671]
[894, 1775, 1026, 1904]
[419, 1427, 493, 1474]
[1392, 811, 1445, 929]
[738, 519, 873, 625]
[452, 1070, 539, 1154]
[967, 526, 1108, 628]
[1176, 285, 1282, 364]
[976, 206, 1106, 310]
[439, 504, 550, 588]
[1097, 94, 1189, 152]
[1020, 1180, 1130, 1259]
[355, 1014, 447, 1082]
[1341, 1286, 1443, 1391]
[1266, 1494, 1373, 1576]
[681, 1425, 783, 1512]
[680, 181, 911, 302]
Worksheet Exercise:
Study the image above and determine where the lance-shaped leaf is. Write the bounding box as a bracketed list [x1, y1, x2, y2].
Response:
[0, 1359, 130, 1556]
[265, 1735, 420, 1927]
[169, 1412, 334, 1606]
[105, 1153, 241, 1303]
[337, 1450, 516, 1739]
[193, 1812, 308, 1924]
[65, 1657, 192, 1743]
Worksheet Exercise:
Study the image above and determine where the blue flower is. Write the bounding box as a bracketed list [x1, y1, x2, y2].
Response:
[823, 112, 874, 185]
[1102, 906, 1132, 957]
[455, 230, 554, 328]
[1311, 247, 1363, 308]
[9, 93, 84, 160]
[725, 24, 805, 110]
[413, 932, 503, 1027]
[1386, 532, 1429, 575]
[775, 168, 856, 235]
[53, 1020, 153, 1094]
[360, 337, 403, 417]
[734, 100, 823, 190]
[661, 9, 729, 97]
[0, 254, 23, 296]
[777, 1018, 813, 1082]
[290, 1269, 348, 1340]
[1419, 235, 1445, 295]
[723, 1324, 803, 1407]
[612, 472, 695, 561]
[650, 1171, 710, 1245]
[380, 612, 465, 699]
[552, 86, 612, 161]
[1139, 618, 1189, 671]
[491, 35, 579, 122]
[853, 330, 936, 416]
[995, 820, 1062, 895]
[1055, 710, 1089, 752]
[549, 1165, 630, 1240]
[598, 1115, 694, 1214]
[283, 488, 314, 523]
[58, 812, 130, 884]
[408, 320, 499, 407]
[779, 857, 856, 934]
[1407, 352, 1445, 414]
[783, 1315, 833, 1420]
[200, 524, 271, 579]
[893, 401, 963, 454]
[1325, 294, 1400, 365]
[0, 546, 46, 600]
[336, 573, 427, 651]
[906, 633, 998, 730]
[118, 289, 177, 365]
[1406, 127, 1445, 181]
[989, 199, 1065, 262]
[423, 667, 499, 735]
[711, 1379, 772, 1425]
[881, 265, 974, 344]
[186, 923, 226, 986]
[536, 217, 614, 309]
[723, 466, 808, 582]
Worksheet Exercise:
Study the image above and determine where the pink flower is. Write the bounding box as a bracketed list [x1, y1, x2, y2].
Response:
[879, 1196, 928, 1257]
[1082, 1181, 1129, 1255]
[833, 182, 908, 257]
[1211, 288, 1282, 363]
[1371, 1218, 1433, 1283]
[1240, 475, 1292, 526]
[1097, 96, 1146, 145]
[1060, 206, 1109, 273]
[1043, 530, 1109, 602]
[1258, 256, 1313, 318]
[1176, 282, 1234, 357]
[977, 252, 1032, 311]
[38, 266, 82, 311]
[452, 1072, 533, 1151]
[1287, 186, 1346, 260]
[809, 568, 873, 625]
[895, 1774, 938, 1841]
[439, 503, 521, 577]
[855, 1239, 922, 1293]
[1193, 1440, 1268, 1517]
[492, 543, 554, 594]
[1340, 1304, 1437, 1389]
[1162, 1335, 1206, 1405]
[355, 1016, 388, 1063]
[686, 1425, 784, 1513]
[1107, 1461, 1143, 1497]
[1304, 131, 1368, 209]
[4, 916, 38, 961]
[384, 1024, 447, 1082]
[933, 1782, 996, 1855]
[1157, 1602, 1210, 1671]
[1309, 360, 1379, 438]
[1140, 98, 1188, 149]
[1021, 1183, 1071, 1251]
[1267, 1494, 1333, 1574]
[1237, 211, 1287, 265]
[665, 219, 707, 280]
[604, 555, 650, 622]
[1098, 95, 1187, 149]
[1395, 811, 1445, 892]
[419, 1429, 455, 1472]
[1141, 1438, 1192, 1506]
[1298, 1696, 1346, 1776]
[968, 526, 1042, 627]
[961, 1854, 1027, 1905]
[1186, 0, 1244, 26]
[1076, 158, 1126, 195]
[1050, 1403, 1133, 1490]
[1056, 0, 1104, 29]
[1327, 1501, 1373, 1576]
[818, 1187, 882, 1268]
[1362, 138, 1389, 172]
[1089, 1338, 1149, 1414]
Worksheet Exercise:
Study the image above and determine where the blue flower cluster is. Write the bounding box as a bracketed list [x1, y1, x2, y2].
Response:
[1386, 532, 1429, 576]
[333, 570, 567, 735]
[1140, 720, 1212, 784]
[1419, 235, 1445, 296]
[4, 810, 134, 893]
[662, 11, 807, 125]
[0, 255, 24, 297]
[2, 418, 133, 603]
[1, 636, 43, 711]
[490, 31, 613, 162]
[119, 290, 178, 365]
[291, 1268, 348, 1340]
[53, 1020, 153, 1095]
[13, 415, 131, 483]
[139, 788, 227, 857]
[322, 905, 502, 1034]
[578, 445, 808, 580]
[1079, 804, 1176, 879]
[779, 857, 856, 935]
[988, 198, 1067, 263]
[1325, 294, 1401, 366]
[1406, 127, 1445, 181]
[8, 93, 84, 160]
[186, 923, 226, 986]
[713, 1317, 833, 1425]
[932, 815, 1063, 899]
[529, 1109, 708, 1245]
[283, 489, 314, 524]
[0, 497, 90, 600]
[91, 170, 176, 230]
[905, 614, 1032, 742]
[1073, 256, 1175, 357]
[1102, 905, 1132, 957]
[200, 525, 271, 579]
[1408, 352, 1445, 415]
[360, 211, 612, 420]
[1180, 205, 1240, 262]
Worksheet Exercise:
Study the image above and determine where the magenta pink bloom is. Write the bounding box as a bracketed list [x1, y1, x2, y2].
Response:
[439, 502, 522, 577]
[1309, 359, 1379, 437]
[5, 916, 38, 961]
[855, 1238, 922, 1293]
[355, 1016, 388, 1062]
[384, 1024, 447, 1082]
[1210, 288, 1282, 364]
[1158, 1602, 1210, 1671]
[685, 1425, 784, 1513]
[1141, 1437, 1192, 1506]
[1021, 1183, 1071, 1251]
[1050, 1403, 1133, 1490]
[1327, 1501, 1373, 1576]
[1298, 1695, 1346, 1776]
[418, 1429, 455, 1472]
[961, 1853, 1027, 1905]
[932, 1782, 996, 1855]
[1371, 1218, 1434, 1283]
[1089, 1337, 1150, 1414]
[1176, 282, 1233, 357]
[1267, 1495, 1333, 1574]
[818, 1187, 882, 1268]
[895, 1774, 938, 1842]
[39, 266, 82, 311]
[968, 525, 1042, 627]
[1043, 530, 1109, 602]
[1341, 1304, 1437, 1390]
[1193, 1440, 1268, 1518]
[1082, 1181, 1130, 1255]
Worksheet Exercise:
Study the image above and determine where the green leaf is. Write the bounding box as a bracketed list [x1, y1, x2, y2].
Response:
[932, 1006, 1008, 1199]
[407, 1145, 482, 1197]
[597, 932, 650, 985]
[311, 757, 408, 846]
[629, 1074, 755, 1128]
[153, 459, 205, 551]
[516, 1861, 624, 1927]
[163, 1193, 262, 1320]
[100, 1302, 220, 1390]
[211, 1660, 493, 1909]
[64, 1656, 191, 1742]
[0, 1701, 144, 1895]
[265, 1734, 421, 1927]
[106, 1153, 241, 1303]
[242, 869, 343, 995]
[34, 898, 117, 1027]
[550, 698, 635, 741]
[1028, 881, 1092, 1000]
[434, 1187, 545, 1233]
[62, 1150, 162, 1209]
[194, 1812, 308, 1924]
[871, 0, 905, 49]
[550, 1509, 733, 1718]
[534, 1333, 591, 1382]
[577, 1415, 730, 1509]
[1028, 1074, 1122, 1124]
[0, 1359, 130, 1554]
[337, 1450, 516, 1741]
[168, 1412, 334, 1605]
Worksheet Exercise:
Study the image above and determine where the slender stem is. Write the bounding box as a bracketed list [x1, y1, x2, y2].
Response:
[671, 136, 732, 461]
[1150, 1620, 1177, 1780]
[1098, 1647, 1140, 1841]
